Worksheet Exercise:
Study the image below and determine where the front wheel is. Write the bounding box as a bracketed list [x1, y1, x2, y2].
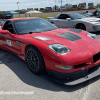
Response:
[75, 24, 86, 31]
[26, 46, 46, 74]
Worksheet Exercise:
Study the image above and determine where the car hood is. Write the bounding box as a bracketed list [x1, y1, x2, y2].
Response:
[22, 28, 94, 50]
[77, 17, 100, 22]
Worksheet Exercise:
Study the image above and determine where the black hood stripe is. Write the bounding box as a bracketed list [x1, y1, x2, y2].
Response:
[56, 32, 82, 41]
[70, 28, 82, 33]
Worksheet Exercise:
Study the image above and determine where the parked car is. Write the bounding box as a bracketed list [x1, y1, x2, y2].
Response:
[47, 13, 100, 32]
[0, 17, 100, 85]
[85, 8, 100, 18]
[80, 13, 90, 17]
[0, 14, 11, 19]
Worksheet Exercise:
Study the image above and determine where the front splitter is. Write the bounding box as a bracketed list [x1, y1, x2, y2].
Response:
[47, 63, 100, 85]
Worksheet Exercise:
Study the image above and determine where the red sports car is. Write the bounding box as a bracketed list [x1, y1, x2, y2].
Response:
[0, 17, 100, 85]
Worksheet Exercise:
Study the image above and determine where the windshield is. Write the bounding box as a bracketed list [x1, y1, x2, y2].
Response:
[13, 18, 58, 34]
[68, 13, 86, 20]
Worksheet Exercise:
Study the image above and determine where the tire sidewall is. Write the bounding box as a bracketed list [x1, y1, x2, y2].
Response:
[26, 46, 45, 74]
[76, 24, 86, 30]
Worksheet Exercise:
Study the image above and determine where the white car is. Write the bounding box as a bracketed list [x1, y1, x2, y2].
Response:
[47, 13, 100, 32]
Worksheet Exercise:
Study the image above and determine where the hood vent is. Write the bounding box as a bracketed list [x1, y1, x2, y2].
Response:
[70, 28, 82, 33]
[56, 32, 82, 41]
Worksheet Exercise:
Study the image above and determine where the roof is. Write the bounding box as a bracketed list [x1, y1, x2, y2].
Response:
[8, 17, 39, 21]
[4, 11, 19, 15]
[26, 10, 42, 14]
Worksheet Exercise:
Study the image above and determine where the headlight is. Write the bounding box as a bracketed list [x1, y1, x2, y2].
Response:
[93, 26, 100, 30]
[87, 33, 98, 40]
[48, 44, 70, 54]
[55, 65, 73, 70]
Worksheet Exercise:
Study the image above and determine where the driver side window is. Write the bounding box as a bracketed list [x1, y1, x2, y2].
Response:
[58, 14, 70, 19]
[3, 21, 15, 34]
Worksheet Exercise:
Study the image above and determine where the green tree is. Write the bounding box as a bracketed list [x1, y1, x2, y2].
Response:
[0, 11, 8, 14]
[88, 5, 95, 9]
[95, 3, 100, 8]
[14, 10, 27, 14]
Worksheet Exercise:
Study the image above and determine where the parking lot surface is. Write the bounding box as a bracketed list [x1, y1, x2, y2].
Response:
[0, 12, 100, 100]
[0, 31, 100, 100]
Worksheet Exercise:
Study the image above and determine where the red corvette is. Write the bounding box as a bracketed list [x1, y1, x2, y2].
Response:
[0, 17, 100, 85]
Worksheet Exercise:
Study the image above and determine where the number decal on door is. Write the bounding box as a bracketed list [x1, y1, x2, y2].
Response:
[6, 40, 12, 46]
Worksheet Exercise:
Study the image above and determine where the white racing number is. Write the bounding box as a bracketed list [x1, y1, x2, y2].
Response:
[6, 40, 12, 46]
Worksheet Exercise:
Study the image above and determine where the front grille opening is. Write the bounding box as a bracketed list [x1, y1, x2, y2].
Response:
[93, 52, 100, 63]
[74, 62, 91, 69]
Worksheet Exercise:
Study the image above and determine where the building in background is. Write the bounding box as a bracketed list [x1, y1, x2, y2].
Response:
[27, 8, 33, 12]
[88, 3, 93, 7]
[45, 7, 52, 11]
[72, 5, 77, 8]
[34, 8, 38, 11]
[52, 5, 59, 10]
[78, 3, 86, 9]
[40, 8, 44, 11]
[60, 6, 66, 10]
[66, 4, 72, 9]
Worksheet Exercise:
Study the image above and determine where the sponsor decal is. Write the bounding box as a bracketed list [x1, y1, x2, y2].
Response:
[16, 41, 20, 44]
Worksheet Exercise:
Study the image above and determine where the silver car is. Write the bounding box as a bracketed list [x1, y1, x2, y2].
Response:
[47, 13, 100, 32]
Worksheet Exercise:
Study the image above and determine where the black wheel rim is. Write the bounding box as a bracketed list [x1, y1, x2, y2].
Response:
[79, 26, 84, 30]
[26, 48, 39, 71]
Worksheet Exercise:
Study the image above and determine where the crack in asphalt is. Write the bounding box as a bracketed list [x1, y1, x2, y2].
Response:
[78, 81, 90, 100]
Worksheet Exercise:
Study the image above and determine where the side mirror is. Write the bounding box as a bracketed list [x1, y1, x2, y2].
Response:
[66, 18, 71, 21]
[1, 30, 16, 38]
[1, 30, 11, 35]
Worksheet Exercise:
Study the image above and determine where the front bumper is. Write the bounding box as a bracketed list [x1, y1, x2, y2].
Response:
[87, 25, 100, 32]
[47, 63, 100, 85]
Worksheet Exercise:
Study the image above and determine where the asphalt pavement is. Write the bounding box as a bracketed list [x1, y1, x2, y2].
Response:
[0, 9, 100, 100]
[0, 32, 100, 100]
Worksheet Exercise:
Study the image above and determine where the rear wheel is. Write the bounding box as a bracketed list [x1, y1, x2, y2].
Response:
[26, 46, 45, 74]
[75, 24, 86, 31]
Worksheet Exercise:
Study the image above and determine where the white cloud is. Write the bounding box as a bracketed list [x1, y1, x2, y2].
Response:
[87, 0, 93, 2]
[21, 0, 54, 6]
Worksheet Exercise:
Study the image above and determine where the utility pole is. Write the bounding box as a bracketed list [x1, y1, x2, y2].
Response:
[16, 2, 20, 17]
[17, 2, 20, 11]
[61, 0, 62, 13]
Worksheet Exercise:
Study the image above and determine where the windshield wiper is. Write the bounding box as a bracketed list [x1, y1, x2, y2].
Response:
[25, 32, 35, 34]
[20, 32, 35, 34]
[28, 32, 34, 34]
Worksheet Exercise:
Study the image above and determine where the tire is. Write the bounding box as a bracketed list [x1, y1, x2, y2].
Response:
[75, 24, 86, 31]
[26, 46, 46, 74]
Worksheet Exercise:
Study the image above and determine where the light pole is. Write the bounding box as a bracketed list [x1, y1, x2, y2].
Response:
[55, 0, 56, 10]
[17, 2, 20, 17]
[17, 2, 20, 11]
[61, 0, 62, 13]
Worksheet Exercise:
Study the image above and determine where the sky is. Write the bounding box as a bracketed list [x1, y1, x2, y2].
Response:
[0, 0, 99, 11]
